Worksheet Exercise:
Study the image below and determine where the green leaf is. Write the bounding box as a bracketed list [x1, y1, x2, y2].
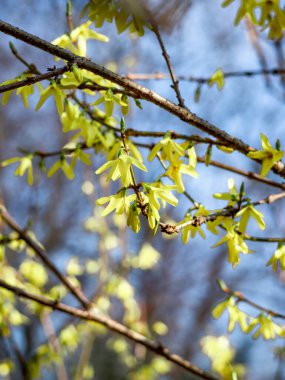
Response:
[194, 85, 202, 102]
[222, 0, 235, 7]
[134, 98, 143, 109]
[208, 68, 224, 90]
[120, 116, 125, 132]
[205, 144, 212, 166]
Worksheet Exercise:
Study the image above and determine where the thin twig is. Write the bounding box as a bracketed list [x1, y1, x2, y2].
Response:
[161, 207, 236, 234]
[197, 156, 285, 190]
[162, 186, 285, 235]
[0, 279, 219, 380]
[244, 16, 271, 87]
[253, 191, 285, 206]
[243, 235, 285, 243]
[78, 82, 139, 98]
[0, 66, 69, 94]
[9, 41, 40, 74]
[17, 133, 220, 161]
[125, 68, 285, 84]
[18, 149, 285, 240]
[128, 129, 220, 146]
[218, 281, 285, 320]
[140, 1, 186, 107]
[150, 21, 186, 108]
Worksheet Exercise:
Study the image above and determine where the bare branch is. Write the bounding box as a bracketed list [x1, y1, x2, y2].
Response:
[9, 41, 40, 74]
[150, 20, 187, 108]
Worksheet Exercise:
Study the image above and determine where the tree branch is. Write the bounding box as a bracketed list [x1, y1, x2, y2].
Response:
[163, 187, 285, 235]
[243, 234, 285, 243]
[1, 20, 284, 178]
[127, 129, 220, 145]
[19, 137, 285, 192]
[137, 141, 285, 190]
[0, 279, 219, 380]
[253, 191, 285, 206]
[136, 141, 285, 190]
[0, 66, 69, 94]
[161, 207, 237, 234]
[197, 156, 285, 190]
[77, 82, 139, 98]
[218, 281, 285, 320]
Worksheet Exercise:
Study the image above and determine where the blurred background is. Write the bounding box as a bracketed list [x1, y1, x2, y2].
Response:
[1, 1, 285, 379]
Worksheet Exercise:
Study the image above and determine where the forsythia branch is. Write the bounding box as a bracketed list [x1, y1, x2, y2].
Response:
[197, 156, 285, 191]
[1, 20, 285, 178]
[0, 66, 69, 93]
[218, 280, 285, 320]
